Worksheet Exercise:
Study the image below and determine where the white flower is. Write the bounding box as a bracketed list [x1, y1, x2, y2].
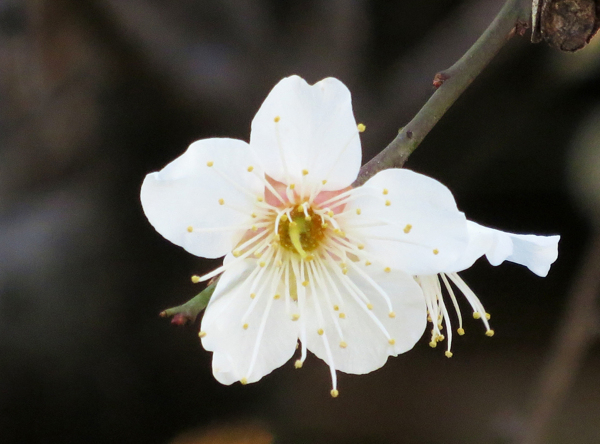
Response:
[140, 75, 560, 395]
[416, 221, 560, 357]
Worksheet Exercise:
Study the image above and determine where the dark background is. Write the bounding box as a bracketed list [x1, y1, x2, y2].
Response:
[0, 0, 598, 443]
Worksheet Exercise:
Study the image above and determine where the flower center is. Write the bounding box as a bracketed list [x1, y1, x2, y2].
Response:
[278, 206, 324, 257]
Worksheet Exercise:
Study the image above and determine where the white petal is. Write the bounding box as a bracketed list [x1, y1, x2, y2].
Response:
[448, 221, 560, 277]
[141, 138, 264, 258]
[343, 169, 469, 275]
[200, 259, 300, 384]
[303, 263, 426, 375]
[250, 76, 361, 190]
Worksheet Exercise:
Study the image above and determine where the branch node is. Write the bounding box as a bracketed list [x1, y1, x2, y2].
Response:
[432, 72, 450, 89]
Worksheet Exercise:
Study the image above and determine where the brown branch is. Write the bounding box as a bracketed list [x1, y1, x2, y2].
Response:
[353, 0, 531, 186]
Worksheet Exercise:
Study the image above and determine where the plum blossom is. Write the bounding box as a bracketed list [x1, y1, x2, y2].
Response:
[141, 75, 559, 395]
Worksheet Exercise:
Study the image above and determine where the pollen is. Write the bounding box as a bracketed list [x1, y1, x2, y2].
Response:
[322, 180, 327, 185]
[356, 208, 361, 215]
[367, 303, 374, 310]
[485, 313, 491, 320]
[218, 198, 225, 205]
[294, 360, 303, 369]
[274, 294, 281, 300]
[339, 341, 347, 348]
[330, 389, 339, 398]
[289, 184, 295, 190]
[339, 313, 346, 319]
[429, 341, 437, 348]
[247, 166, 254, 172]
[302, 169, 309, 176]
[317, 328, 324, 335]
[257, 196, 264, 202]
[365, 261, 372, 266]
[433, 249, 439, 255]
[388, 311, 396, 318]
[445, 351, 453, 358]
[473, 312, 481, 319]
[187, 226, 193, 233]
[385, 200, 391, 206]
[259, 261, 266, 267]
[384, 267, 391, 273]
[243, 323, 249, 330]
[240, 377, 248, 385]
[333, 305, 339, 311]
[486, 329, 495, 337]
[383, 188, 389, 195]
[388, 338, 396, 345]
[251, 212, 257, 218]
[198, 331, 207, 338]
[250, 293, 256, 299]
[274, 116, 280, 122]
[206, 161, 214, 167]
[357, 123, 366, 132]
[191, 275, 200, 283]
[457, 328, 465, 335]
[233, 250, 242, 257]
[291, 314, 300, 321]
[403, 224, 412, 233]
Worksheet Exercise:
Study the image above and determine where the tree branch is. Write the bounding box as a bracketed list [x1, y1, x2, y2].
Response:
[353, 0, 531, 186]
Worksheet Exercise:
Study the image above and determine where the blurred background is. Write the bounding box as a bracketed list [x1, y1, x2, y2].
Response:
[0, 0, 599, 443]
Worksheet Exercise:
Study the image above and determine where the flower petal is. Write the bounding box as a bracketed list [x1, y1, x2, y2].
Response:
[343, 169, 469, 275]
[448, 221, 560, 277]
[141, 138, 264, 258]
[200, 259, 300, 384]
[250, 76, 361, 191]
[303, 262, 426, 375]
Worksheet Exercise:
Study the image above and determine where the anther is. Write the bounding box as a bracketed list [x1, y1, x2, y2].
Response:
[383, 189, 389, 195]
[206, 161, 214, 167]
[437, 335, 445, 342]
[317, 328, 324, 335]
[433, 249, 439, 255]
[485, 313, 491, 320]
[339, 341, 347, 348]
[187, 226, 193, 233]
[250, 293, 256, 299]
[253, 251, 262, 258]
[294, 360, 303, 369]
[445, 351, 453, 358]
[321, 223, 328, 228]
[486, 329, 495, 337]
[191, 275, 200, 283]
[357, 244, 364, 250]
[240, 377, 248, 385]
[389, 311, 396, 318]
[367, 303, 374, 310]
[357, 123, 366, 132]
[302, 169, 309, 176]
[247, 166, 254, 172]
[473, 312, 481, 319]
[365, 261, 372, 266]
[251, 225, 258, 231]
[322, 180, 327, 185]
[429, 341, 437, 348]
[403, 224, 412, 233]
[257, 196, 264, 202]
[218, 198, 225, 205]
[327, 210, 334, 217]
[199, 331, 207, 338]
[356, 208, 361, 215]
[291, 314, 300, 321]
[457, 328, 465, 335]
[243, 323, 249, 330]
[302, 280, 309, 287]
[281, 214, 288, 222]
[388, 338, 396, 345]
[289, 184, 295, 190]
[330, 389, 339, 398]
[274, 116, 280, 122]
[385, 200, 391, 206]
[251, 212, 257, 218]
[384, 267, 391, 273]
[273, 294, 280, 300]
[339, 313, 346, 319]
[259, 261, 266, 267]
[333, 305, 339, 311]
[233, 250, 242, 257]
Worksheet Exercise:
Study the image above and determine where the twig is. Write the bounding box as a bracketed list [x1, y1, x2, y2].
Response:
[159, 282, 217, 325]
[353, 0, 531, 186]
[521, 232, 600, 444]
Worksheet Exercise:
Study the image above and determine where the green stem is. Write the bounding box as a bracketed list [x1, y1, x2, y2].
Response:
[159, 282, 217, 325]
[353, 0, 531, 186]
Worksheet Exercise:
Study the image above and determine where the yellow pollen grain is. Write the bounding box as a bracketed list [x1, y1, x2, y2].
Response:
[322, 180, 327, 185]
[240, 377, 248, 385]
[357, 123, 366, 132]
[257, 196, 264, 202]
[218, 198, 225, 205]
[445, 351, 453, 358]
[339, 341, 347, 349]
[342, 268, 348, 275]
[281, 214, 288, 222]
[403, 224, 412, 233]
[191, 275, 200, 283]
[486, 330, 495, 337]
[457, 327, 465, 335]
[485, 313, 491, 320]
[437, 334, 445, 342]
[389, 311, 396, 318]
[328, 210, 334, 217]
[339, 313, 346, 319]
[388, 338, 396, 345]
[356, 208, 361, 215]
[302, 169, 309, 176]
[302, 280, 309, 287]
[206, 161, 214, 167]
[243, 323, 249, 330]
[250, 293, 256, 299]
[274, 116, 280, 122]
[233, 250, 241, 257]
[429, 341, 437, 348]
[383, 188, 388, 195]
[247, 166, 254, 172]
[358, 244, 364, 250]
[289, 184, 295, 190]
[384, 267, 391, 273]
[317, 328, 324, 336]
[321, 222, 328, 228]
[187, 226, 193, 233]
[259, 261, 266, 267]
[473, 312, 481, 319]
[294, 360, 303, 369]
[274, 294, 281, 300]
[198, 331, 207, 338]
[291, 314, 300, 321]
[433, 249, 439, 255]
[333, 305, 339, 311]
[365, 260, 372, 266]
[330, 389, 339, 398]
[367, 303, 374, 310]
[305, 215, 312, 221]
[251, 212, 257, 218]
[385, 200, 391, 206]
